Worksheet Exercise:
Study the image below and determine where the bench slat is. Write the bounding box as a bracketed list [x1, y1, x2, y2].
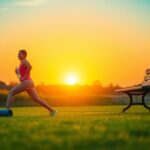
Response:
[115, 86, 142, 92]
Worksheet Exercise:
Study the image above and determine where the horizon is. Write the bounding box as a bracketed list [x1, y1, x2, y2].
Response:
[0, 78, 139, 88]
[0, 0, 150, 86]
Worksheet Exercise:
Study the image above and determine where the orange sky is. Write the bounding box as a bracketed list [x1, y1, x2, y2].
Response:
[0, 0, 150, 86]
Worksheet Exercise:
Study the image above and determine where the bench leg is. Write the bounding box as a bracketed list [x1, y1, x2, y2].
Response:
[142, 93, 150, 112]
[123, 93, 133, 112]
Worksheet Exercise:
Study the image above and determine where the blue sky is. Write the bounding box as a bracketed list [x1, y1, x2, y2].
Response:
[0, 0, 150, 9]
[0, 1, 149, 24]
[1, 0, 149, 31]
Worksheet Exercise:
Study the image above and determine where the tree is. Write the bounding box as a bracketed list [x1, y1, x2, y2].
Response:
[0, 81, 7, 90]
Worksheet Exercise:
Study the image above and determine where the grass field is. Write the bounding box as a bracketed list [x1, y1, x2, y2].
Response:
[0, 106, 150, 150]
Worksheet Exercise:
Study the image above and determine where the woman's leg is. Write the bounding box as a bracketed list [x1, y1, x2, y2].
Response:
[6, 82, 30, 109]
[26, 87, 55, 112]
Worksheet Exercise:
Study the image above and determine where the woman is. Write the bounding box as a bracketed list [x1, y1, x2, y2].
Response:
[6, 50, 57, 116]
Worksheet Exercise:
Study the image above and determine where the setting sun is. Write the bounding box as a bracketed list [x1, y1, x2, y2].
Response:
[66, 74, 78, 85]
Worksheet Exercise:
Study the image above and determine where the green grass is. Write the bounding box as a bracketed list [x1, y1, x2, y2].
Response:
[0, 106, 150, 150]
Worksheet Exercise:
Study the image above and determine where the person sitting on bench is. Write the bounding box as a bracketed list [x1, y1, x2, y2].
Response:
[142, 68, 150, 87]
[115, 68, 150, 112]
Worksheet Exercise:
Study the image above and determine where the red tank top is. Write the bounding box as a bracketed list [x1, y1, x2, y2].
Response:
[19, 63, 31, 80]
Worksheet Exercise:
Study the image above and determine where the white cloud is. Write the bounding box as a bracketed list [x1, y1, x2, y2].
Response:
[12, 0, 48, 6]
[0, 7, 8, 12]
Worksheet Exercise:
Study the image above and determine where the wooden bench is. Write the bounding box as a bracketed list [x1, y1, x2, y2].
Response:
[115, 85, 150, 112]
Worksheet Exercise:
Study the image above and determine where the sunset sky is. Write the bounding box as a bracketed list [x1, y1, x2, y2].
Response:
[0, 0, 150, 86]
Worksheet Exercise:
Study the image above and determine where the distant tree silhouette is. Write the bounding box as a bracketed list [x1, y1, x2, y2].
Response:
[93, 80, 102, 87]
[0, 79, 122, 95]
[0, 81, 7, 90]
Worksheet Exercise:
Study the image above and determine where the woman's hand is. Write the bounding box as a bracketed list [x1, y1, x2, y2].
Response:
[20, 77, 26, 82]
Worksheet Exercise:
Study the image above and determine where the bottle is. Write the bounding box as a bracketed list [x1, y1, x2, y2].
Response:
[16, 66, 21, 79]
[0, 109, 13, 116]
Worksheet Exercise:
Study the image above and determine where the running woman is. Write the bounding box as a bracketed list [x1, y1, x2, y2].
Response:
[6, 50, 57, 116]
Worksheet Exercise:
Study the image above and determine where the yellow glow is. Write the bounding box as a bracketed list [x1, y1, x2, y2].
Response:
[65, 74, 78, 85]
[0, 4, 150, 87]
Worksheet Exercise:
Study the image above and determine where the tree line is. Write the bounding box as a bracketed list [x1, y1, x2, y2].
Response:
[0, 80, 121, 95]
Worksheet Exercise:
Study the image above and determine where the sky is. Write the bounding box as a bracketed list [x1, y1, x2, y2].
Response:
[0, 0, 150, 86]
